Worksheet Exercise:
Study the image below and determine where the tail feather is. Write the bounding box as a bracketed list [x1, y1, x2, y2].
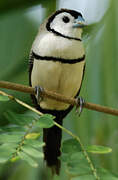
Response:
[43, 117, 63, 175]
[30, 95, 73, 174]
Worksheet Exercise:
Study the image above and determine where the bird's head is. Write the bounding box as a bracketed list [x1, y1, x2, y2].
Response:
[46, 9, 86, 40]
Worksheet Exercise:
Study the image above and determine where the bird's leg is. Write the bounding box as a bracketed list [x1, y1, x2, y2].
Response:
[75, 97, 85, 116]
[35, 86, 44, 103]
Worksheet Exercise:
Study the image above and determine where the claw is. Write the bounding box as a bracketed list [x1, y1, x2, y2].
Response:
[76, 97, 85, 116]
[35, 86, 44, 103]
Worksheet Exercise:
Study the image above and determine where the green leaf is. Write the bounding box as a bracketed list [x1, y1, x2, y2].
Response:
[98, 168, 118, 180]
[68, 152, 89, 166]
[4, 111, 34, 125]
[62, 152, 92, 176]
[1, 125, 26, 132]
[25, 112, 40, 119]
[71, 175, 95, 180]
[35, 114, 54, 128]
[0, 134, 22, 143]
[24, 139, 45, 148]
[0, 150, 12, 163]
[0, 155, 10, 163]
[18, 151, 38, 168]
[0, 143, 17, 150]
[71, 168, 118, 180]
[60, 154, 69, 162]
[86, 145, 112, 154]
[25, 133, 41, 140]
[0, 143, 17, 163]
[0, 95, 9, 101]
[67, 152, 91, 175]
[10, 156, 20, 162]
[62, 139, 81, 154]
[68, 165, 92, 176]
[21, 145, 44, 158]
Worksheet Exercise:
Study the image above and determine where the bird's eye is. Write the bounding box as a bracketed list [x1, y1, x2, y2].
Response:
[62, 16, 70, 23]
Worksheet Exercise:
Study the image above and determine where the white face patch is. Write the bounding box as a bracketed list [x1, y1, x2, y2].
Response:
[50, 12, 82, 39]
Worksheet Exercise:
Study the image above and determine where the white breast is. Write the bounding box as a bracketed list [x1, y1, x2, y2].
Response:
[31, 59, 85, 110]
[31, 33, 85, 110]
[32, 33, 85, 59]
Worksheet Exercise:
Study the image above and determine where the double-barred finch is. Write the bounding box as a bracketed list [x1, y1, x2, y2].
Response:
[29, 9, 86, 175]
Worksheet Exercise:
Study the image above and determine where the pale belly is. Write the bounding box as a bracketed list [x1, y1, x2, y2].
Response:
[31, 59, 85, 110]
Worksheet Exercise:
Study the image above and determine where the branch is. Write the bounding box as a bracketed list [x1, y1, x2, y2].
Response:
[0, 80, 118, 117]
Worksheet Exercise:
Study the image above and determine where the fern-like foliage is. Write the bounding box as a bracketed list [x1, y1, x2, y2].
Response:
[0, 95, 54, 167]
[0, 94, 118, 179]
[61, 139, 118, 179]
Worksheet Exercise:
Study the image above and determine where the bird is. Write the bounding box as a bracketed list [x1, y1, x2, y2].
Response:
[29, 8, 86, 175]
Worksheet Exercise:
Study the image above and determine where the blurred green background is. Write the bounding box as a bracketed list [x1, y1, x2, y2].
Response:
[0, 0, 118, 179]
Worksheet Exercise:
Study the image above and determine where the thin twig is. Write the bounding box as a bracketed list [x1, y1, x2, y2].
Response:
[0, 90, 43, 116]
[55, 122, 100, 180]
[0, 80, 118, 116]
[0, 90, 100, 180]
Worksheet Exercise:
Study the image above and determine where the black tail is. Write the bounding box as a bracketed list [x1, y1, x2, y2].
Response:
[43, 116, 63, 175]
[30, 94, 73, 174]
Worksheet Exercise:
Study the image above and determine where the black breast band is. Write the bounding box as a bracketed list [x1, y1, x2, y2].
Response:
[32, 51, 85, 64]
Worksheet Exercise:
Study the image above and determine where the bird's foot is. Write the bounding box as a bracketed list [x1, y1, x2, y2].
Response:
[75, 97, 85, 116]
[35, 86, 44, 103]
